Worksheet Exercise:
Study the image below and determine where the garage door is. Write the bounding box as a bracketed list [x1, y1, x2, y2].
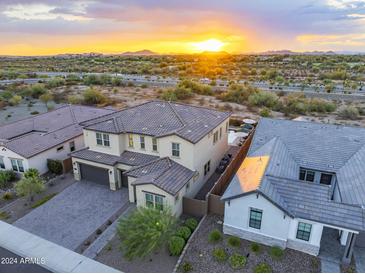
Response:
[79, 164, 109, 186]
[356, 232, 365, 247]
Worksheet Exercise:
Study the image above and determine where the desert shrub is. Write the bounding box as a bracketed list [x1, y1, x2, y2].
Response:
[307, 98, 336, 113]
[338, 106, 360, 120]
[168, 236, 185, 256]
[181, 262, 193, 273]
[160, 87, 193, 101]
[175, 226, 191, 240]
[2, 192, 13, 200]
[15, 176, 45, 202]
[24, 168, 40, 179]
[46, 77, 65, 88]
[30, 111, 39, 115]
[47, 159, 63, 175]
[248, 90, 278, 108]
[184, 218, 198, 231]
[260, 107, 272, 117]
[29, 84, 47, 98]
[269, 246, 284, 260]
[178, 79, 213, 95]
[118, 207, 177, 259]
[9, 95, 22, 106]
[218, 84, 258, 104]
[254, 262, 273, 273]
[208, 229, 222, 243]
[229, 253, 246, 269]
[0, 170, 17, 189]
[251, 242, 261, 253]
[227, 236, 241, 247]
[67, 95, 83, 104]
[83, 87, 107, 105]
[212, 247, 228, 262]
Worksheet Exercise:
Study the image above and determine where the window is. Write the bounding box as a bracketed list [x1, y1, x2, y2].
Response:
[249, 208, 262, 229]
[172, 143, 180, 157]
[57, 146, 64, 152]
[186, 182, 190, 190]
[213, 131, 219, 144]
[296, 222, 312, 241]
[0, 157, 5, 169]
[320, 173, 332, 185]
[145, 193, 164, 210]
[140, 136, 145, 149]
[226, 122, 229, 133]
[204, 160, 211, 176]
[152, 138, 158, 152]
[11, 159, 24, 173]
[102, 134, 110, 147]
[69, 141, 75, 152]
[96, 132, 110, 147]
[96, 132, 103, 145]
[145, 193, 154, 208]
[299, 168, 315, 182]
[128, 134, 134, 147]
[219, 128, 222, 139]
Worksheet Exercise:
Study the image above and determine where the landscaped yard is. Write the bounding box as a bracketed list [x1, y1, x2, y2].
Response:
[179, 214, 321, 273]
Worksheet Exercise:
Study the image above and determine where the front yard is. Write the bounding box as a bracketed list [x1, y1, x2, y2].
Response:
[179, 215, 321, 273]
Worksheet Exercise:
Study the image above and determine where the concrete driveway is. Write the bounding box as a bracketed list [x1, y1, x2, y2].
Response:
[14, 181, 129, 251]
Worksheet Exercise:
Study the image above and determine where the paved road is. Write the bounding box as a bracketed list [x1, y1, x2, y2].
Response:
[1, 71, 363, 95]
[0, 247, 50, 273]
[14, 181, 129, 251]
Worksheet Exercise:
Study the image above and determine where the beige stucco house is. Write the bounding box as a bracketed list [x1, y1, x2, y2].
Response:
[71, 101, 230, 216]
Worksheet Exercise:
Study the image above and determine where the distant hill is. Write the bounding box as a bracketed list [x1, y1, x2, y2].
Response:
[256, 50, 337, 56]
[121, 49, 157, 56]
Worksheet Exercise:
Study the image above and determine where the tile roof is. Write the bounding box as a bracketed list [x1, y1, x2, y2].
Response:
[222, 118, 365, 231]
[126, 157, 196, 195]
[81, 101, 230, 144]
[0, 105, 114, 158]
[71, 148, 158, 166]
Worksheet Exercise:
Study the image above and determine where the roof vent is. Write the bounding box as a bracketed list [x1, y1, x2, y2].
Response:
[187, 130, 192, 133]
[142, 127, 148, 131]
[129, 157, 135, 161]
[107, 120, 113, 124]
[204, 125, 208, 128]
[96, 155, 101, 159]
[141, 170, 148, 174]
[327, 164, 334, 168]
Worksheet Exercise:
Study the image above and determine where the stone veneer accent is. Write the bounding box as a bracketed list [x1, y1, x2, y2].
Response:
[224, 224, 320, 256]
[223, 224, 287, 249]
[287, 239, 320, 256]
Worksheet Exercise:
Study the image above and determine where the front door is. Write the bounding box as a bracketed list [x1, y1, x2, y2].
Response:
[119, 169, 129, 188]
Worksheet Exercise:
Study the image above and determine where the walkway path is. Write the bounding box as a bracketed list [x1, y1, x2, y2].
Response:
[319, 227, 343, 273]
[354, 247, 365, 273]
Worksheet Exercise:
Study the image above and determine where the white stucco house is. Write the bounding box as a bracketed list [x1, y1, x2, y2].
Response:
[222, 118, 365, 264]
[0, 105, 114, 175]
[71, 100, 230, 216]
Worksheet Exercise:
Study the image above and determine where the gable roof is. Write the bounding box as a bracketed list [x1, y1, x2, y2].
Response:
[126, 157, 196, 195]
[80, 101, 231, 144]
[0, 105, 115, 158]
[222, 118, 365, 231]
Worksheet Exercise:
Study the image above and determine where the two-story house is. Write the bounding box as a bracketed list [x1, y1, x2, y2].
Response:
[222, 118, 365, 264]
[0, 105, 114, 175]
[71, 101, 230, 216]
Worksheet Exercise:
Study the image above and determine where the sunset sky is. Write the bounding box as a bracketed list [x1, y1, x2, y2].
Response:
[1, 0, 365, 55]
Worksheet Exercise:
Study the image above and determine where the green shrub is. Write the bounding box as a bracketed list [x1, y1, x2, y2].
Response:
[0, 170, 17, 189]
[208, 229, 222, 243]
[24, 168, 40, 179]
[248, 90, 278, 108]
[184, 218, 198, 231]
[227, 236, 241, 247]
[181, 262, 193, 273]
[118, 207, 177, 260]
[251, 242, 261, 253]
[47, 159, 63, 175]
[168, 236, 185, 256]
[175, 226, 191, 240]
[269, 246, 284, 260]
[83, 87, 107, 105]
[229, 253, 246, 269]
[2, 192, 13, 200]
[254, 262, 273, 273]
[338, 106, 360, 120]
[29, 84, 47, 98]
[260, 107, 272, 117]
[212, 247, 227, 262]
[0, 211, 10, 220]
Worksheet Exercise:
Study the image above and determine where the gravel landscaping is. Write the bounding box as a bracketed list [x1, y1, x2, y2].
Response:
[179, 214, 321, 273]
[95, 233, 178, 273]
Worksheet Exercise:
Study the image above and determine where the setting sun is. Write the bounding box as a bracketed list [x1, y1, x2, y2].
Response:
[191, 39, 226, 53]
